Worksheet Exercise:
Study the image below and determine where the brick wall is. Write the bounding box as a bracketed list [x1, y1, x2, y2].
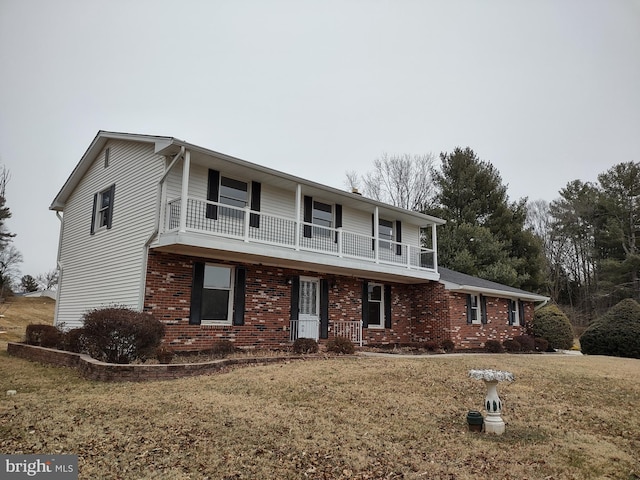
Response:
[448, 293, 529, 349]
[144, 251, 531, 351]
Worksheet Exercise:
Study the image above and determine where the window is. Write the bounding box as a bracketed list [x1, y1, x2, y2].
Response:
[220, 177, 248, 208]
[201, 264, 234, 324]
[367, 283, 384, 327]
[378, 218, 393, 249]
[468, 294, 482, 324]
[91, 184, 115, 234]
[312, 200, 333, 236]
[508, 300, 522, 326]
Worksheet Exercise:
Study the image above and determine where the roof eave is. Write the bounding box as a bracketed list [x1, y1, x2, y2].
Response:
[443, 283, 550, 302]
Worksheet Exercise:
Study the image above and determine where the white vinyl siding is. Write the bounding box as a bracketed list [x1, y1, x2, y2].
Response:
[55, 140, 164, 329]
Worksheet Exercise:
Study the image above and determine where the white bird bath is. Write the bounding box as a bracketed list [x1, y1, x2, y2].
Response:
[468, 369, 514, 435]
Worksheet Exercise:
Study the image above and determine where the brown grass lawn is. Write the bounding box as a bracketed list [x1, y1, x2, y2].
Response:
[1, 349, 639, 480]
[0, 296, 56, 346]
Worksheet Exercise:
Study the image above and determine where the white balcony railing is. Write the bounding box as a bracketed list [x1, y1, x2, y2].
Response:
[165, 197, 436, 272]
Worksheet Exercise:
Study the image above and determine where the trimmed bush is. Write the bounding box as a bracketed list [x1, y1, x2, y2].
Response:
[208, 340, 237, 358]
[81, 307, 165, 364]
[485, 340, 504, 353]
[440, 339, 455, 353]
[25, 324, 61, 348]
[513, 335, 535, 352]
[580, 298, 640, 359]
[503, 339, 522, 353]
[293, 338, 319, 354]
[59, 328, 87, 353]
[531, 305, 574, 351]
[326, 336, 355, 354]
[534, 337, 549, 353]
[424, 340, 439, 352]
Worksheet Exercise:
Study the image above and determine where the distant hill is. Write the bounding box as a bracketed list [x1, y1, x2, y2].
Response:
[0, 296, 55, 346]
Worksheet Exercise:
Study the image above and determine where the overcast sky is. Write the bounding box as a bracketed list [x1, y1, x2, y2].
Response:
[1, 0, 639, 280]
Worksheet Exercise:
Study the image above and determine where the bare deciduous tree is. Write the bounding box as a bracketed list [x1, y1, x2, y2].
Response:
[345, 153, 436, 212]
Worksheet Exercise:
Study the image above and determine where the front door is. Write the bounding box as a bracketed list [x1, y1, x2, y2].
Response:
[298, 277, 320, 341]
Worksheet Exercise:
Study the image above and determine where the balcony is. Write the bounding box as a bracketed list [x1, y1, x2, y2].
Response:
[160, 197, 437, 277]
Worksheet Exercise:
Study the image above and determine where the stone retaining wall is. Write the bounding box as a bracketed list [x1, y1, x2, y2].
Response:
[6, 342, 304, 382]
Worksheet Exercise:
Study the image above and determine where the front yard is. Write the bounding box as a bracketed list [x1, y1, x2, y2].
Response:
[1, 349, 639, 479]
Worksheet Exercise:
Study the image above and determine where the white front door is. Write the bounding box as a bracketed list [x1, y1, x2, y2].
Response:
[298, 277, 320, 341]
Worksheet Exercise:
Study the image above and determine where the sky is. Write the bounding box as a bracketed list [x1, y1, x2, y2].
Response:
[1, 0, 639, 280]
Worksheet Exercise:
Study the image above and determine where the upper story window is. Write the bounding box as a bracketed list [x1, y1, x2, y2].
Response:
[379, 218, 393, 248]
[90, 184, 115, 234]
[220, 177, 248, 208]
[303, 196, 341, 239]
[312, 200, 333, 236]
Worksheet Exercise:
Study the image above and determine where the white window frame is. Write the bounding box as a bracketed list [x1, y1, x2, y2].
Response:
[378, 218, 394, 250]
[367, 282, 385, 329]
[95, 187, 113, 231]
[509, 299, 520, 326]
[201, 264, 235, 325]
[469, 294, 482, 325]
[312, 200, 333, 237]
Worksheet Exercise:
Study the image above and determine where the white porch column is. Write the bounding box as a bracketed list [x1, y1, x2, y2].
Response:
[179, 150, 190, 233]
[294, 183, 301, 250]
[374, 206, 379, 263]
[432, 223, 438, 271]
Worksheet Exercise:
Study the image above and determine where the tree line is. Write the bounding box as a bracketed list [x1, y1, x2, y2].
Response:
[348, 149, 639, 324]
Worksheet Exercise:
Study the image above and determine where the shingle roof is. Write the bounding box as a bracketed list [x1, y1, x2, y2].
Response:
[438, 267, 549, 302]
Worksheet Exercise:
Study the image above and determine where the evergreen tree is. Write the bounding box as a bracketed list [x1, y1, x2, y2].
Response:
[431, 147, 544, 291]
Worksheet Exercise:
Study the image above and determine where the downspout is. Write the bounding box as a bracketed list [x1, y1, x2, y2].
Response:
[54, 211, 64, 327]
[137, 146, 185, 310]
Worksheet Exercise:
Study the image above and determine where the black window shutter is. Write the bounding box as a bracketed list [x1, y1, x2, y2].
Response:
[106, 184, 115, 230]
[466, 294, 472, 324]
[303, 196, 312, 238]
[249, 181, 261, 228]
[320, 279, 329, 339]
[290, 276, 300, 320]
[90, 193, 98, 235]
[362, 280, 369, 328]
[233, 266, 246, 326]
[384, 285, 392, 329]
[334, 204, 342, 243]
[371, 214, 375, 251]
[189, 262, 205, 325]
[481, 295, 488, 324]
[518, 300, 525, 325]
[395, 220, 402, 256]
[206, 169, 219, 219]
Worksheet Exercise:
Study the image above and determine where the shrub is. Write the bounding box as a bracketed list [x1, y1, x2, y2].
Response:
[326, 336, 355, 354]
[513, 335, 535, 352]
[503, 339, 522, 353]
[531, 305, 574, 351]
[424, 340, 439, 352]
[580, 298, 640, 359]
[208, 340, 237, 358]
[534, 337, 549, 353]
[293, 338, 319, 354]
[156, 345, 175, 364]
[81, 307, 165, 364]
[484, 340, 504, 353]
[440, 339, 455, 353]
[59, 328, 87, 353]
[25, 324, 62, 348]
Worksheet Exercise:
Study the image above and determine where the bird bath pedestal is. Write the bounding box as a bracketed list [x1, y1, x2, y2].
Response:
[469, 369, 514, 435]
